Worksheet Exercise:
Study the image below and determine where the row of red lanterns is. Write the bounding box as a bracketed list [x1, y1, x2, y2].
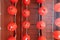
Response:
[7, 0, 18, 32]
[22, 0, 47, 40]
[7, 0, 60, 30]
[7, 0, 18, 40]
[53, 2, 60, 40]
[7, 0, 60, 40]
[7, 31, 60, 40]
[54, 3, 60, 28]
[22, 0, 31, 40]
[37, 0, 47, 40]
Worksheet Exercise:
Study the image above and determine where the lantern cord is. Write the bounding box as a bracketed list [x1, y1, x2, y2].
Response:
[25, 5, 29, 35]
[52, 0, 54, 32]
[14, 3, 17, 23]
[26, 28, 28, 34]
[38, 3, 42, 36]
[26, 18, 28, 34]
[26, 5, 29, 9]
[51, 0, 54, 40]
[57, 0, 60, 3]
[13, 3, 17, 39]
[21, 0, 24, 40]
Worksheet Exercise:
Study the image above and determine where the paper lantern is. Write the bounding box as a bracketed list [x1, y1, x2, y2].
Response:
[7, 22, 17, 31]
[22, 9, 30, 18]
[22, 21, 30, 29]
[10, 0, 18, 3]
[23, 0, 30, 5]
[22, 34, 30, 40]
[38, 36, 46, 40]
[7, 5, 17, 15]
[38, 6, 47, 16]
[8, 36, 16, 40]
[36, 21, 46, 30]
[53, 31, 60, 39]
[54, 3, 60, 12]
[37, 0, 45, 3]
[55, 18, 60, 27]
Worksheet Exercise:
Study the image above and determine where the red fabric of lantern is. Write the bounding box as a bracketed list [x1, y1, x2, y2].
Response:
[8, 36, 16, 40]
[38, 36, 46, 40]
[36, 21, 46, 30]
[10, 0, 18, 3]
[22, 9, 30, 18]
[55, 18, 60, 27]
[22, 34, 30, 40]
[38, 6, 47, 16]
[7, 5, 17, 15]
[54, 3, 60, 12]
[7, 22, 17, 31]
[37, 0, 45, 3]
[22, 21, 30, 29]
[23, 0, 30, 5]
[53, 31, 60, 39]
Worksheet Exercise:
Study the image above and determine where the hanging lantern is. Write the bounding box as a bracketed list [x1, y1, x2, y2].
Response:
[55, 18, 60, 27]
[22, 34, 30, 40]
[10, 0, 18, 3]
[22, 9, 30, 18]
[38, 6, 47, 16]
[7, 22, 17, 31]
[38, 36, 46, 40]
[54, 3, 60, 12]
[53, 31, 60, 39]
[8, 36, 16, 40]
[22, 21, 30, 29]
[7, 5, 17, 15]
[36, 21, 46, 30]
[37, 0, 45, 3]
[23, 0, 30, 5]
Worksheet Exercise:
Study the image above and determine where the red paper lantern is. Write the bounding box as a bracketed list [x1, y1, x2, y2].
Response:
[7, 5, 17, 15]
[8, 36, 16, 40]
[36, 21, 46, 30]
[7, 22, 17, 31]
[38, 36, 46, 40]
[55, 18, 60, 27]
[23, 0, 30, 5]
[37, 0, 45, 3]
[22, 34, 30, 40]
[22, 9, 30, 18]
[38, 6, 47, 16]
[22, 21, 30, 29]
[10, 0, 18, 3]
[53, 31, 60, 39]
[54, 3, 60, 12]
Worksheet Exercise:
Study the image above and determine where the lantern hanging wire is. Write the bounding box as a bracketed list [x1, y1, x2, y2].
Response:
[38, 3, 42, 36]
[25, 2, 29, 35]
[13, 2, 17, 39]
